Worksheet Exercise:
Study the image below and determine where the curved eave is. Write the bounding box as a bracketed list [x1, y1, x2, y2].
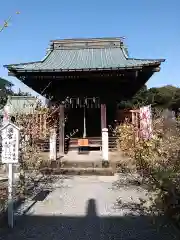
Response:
[6, 61, 163, 74]
[3, 50, 52, 69]
[128, 58, 165, 62]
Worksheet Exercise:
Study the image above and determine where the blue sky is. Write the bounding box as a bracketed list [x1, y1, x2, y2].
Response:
[0, 0, 179, 95]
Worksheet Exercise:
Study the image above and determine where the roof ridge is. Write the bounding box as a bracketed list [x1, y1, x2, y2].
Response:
[52, 46, 122, 50]
[50, 37, 125, 42]
[50, 37, 125, 50]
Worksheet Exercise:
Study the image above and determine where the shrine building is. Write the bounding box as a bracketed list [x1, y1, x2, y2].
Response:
[4, 37, 165, 153]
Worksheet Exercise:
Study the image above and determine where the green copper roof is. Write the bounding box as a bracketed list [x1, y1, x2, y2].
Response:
[5, 38, 165, 72]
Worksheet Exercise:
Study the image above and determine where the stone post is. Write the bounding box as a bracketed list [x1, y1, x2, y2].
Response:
[59, 104, 65, 155]
[102, 128, 108, 162]
[101, 104, 107, 129]
[49, 128, 57, 160]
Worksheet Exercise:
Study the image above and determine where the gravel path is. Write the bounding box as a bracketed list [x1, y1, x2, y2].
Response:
[1, 174, 179, 240]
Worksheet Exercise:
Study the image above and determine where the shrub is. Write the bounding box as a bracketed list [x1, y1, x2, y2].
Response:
[116, 111, 180, 222]
[12, 104, 60, 198]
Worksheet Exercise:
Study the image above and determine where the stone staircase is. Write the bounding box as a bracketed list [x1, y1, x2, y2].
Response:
[38, 136, 118, 176]
[40, 150, 114, 176]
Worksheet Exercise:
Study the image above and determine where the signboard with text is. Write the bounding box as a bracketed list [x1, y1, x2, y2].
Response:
[1, 122, 20, 164]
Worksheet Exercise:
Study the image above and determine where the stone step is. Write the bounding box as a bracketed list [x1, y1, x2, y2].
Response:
[60, 160, 102, 168]
[49, 160, 111, 168]
[40, 167, 114, 176]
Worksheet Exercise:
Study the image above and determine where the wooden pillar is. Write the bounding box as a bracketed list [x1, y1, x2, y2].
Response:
[101, 104, 107, 129]
[59, 104, 64, 154]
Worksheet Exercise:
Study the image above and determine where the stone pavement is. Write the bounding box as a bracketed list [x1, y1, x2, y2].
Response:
[1, 174, 179, 240]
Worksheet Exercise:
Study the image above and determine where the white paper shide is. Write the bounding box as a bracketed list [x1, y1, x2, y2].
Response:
[1, 122, 20, 164]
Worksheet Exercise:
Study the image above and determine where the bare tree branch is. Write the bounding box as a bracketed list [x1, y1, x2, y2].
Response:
[0, 12, 20, 33]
